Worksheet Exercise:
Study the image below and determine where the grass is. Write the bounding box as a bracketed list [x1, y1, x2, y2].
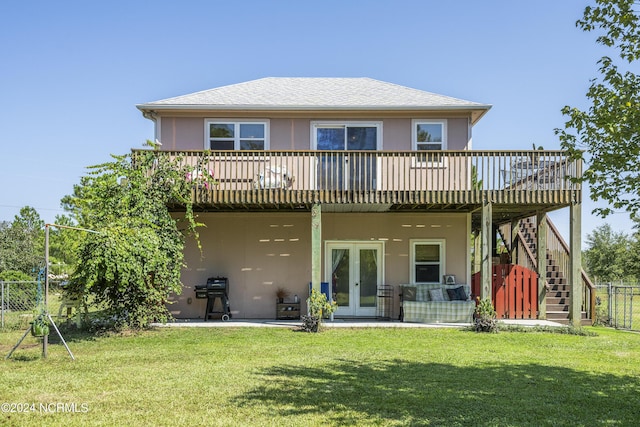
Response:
[1, 326, 639, 426]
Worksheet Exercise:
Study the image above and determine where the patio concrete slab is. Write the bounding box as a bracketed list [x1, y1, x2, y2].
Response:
[152, 318, 565, 328]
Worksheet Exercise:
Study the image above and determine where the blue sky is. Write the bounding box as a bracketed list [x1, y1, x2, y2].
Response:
[0, 0, 634, 245]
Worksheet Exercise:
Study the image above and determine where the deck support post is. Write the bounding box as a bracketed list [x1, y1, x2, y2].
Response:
[311, 203, 322, 298]
[536, 213, 547, 319]
[510, 219, 519, 265]
[569, 201, 582, 327]
[480, 200, 492, 300]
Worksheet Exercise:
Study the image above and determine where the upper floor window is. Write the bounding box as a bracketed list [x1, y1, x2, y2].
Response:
[412, 119, 447, 151]
[412, 119, 447, 165]
[205, 120, 269, 150]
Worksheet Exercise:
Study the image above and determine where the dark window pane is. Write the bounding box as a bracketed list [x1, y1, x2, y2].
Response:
[332, 249, 350, 306]
[317, 128, 345, 150]
[417, 143, 442, 151]
[416, 123, 442, 142]
[240, 140, 265, 150]
[347, 127, 377, 150]
[415, 244, 439, 262]
[239, 123, 265, 139]
[359, 249, 377, 307]
[210, 140, 234, 150]
[210, 123, 234, 138]
[416, 265, 439, 283]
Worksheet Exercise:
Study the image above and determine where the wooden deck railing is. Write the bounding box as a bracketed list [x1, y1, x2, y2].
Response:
[132, 149, 581, 206]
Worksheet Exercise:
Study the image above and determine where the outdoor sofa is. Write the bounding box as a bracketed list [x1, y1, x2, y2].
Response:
[400, 283, 475, 323]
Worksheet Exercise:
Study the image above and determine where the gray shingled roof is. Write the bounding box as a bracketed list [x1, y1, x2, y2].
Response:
[137, 77, 491, 114]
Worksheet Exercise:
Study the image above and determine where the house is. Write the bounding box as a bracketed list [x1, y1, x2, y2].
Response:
[136, 77, 592, 325]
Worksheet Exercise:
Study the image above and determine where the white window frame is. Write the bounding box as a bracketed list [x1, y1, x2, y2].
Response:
[310, 121, 383, 150]
[410, 239, 446, 284]
[411, 119, 447, 168]
[204, 119, 270, 150]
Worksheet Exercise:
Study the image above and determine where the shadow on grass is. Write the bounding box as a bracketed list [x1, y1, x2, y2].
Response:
[233, 359, 639, 426]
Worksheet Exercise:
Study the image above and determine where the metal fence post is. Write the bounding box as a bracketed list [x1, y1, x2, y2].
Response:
[607, 282, 612, 326]
[631, 290, 634, 330]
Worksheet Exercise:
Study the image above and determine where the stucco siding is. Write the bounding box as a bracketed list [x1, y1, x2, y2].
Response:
[158, 115, 471, 151]
[159, 117, 205, 150]
[172, 212, 469, 319]
[270, 118, 310, 149]
[447, 118, 470, 150]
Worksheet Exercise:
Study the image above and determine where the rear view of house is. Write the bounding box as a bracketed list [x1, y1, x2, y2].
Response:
[136, 77, 591, 325]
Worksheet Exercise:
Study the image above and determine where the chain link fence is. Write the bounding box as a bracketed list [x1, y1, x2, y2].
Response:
[595, 283, 639, 331]
[1, 281, 65, 330]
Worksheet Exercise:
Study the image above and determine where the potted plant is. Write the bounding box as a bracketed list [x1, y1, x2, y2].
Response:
[474, 297, 498, 333]
[30, 315, 50, 337]
[275, 287, 289, 303]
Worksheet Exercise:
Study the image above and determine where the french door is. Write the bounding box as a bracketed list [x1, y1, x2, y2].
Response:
[326, 241, 383, 317]
[313, 123, 380, 191]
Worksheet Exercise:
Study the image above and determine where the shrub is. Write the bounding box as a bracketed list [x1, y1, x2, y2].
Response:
[300, 289, 337, 332]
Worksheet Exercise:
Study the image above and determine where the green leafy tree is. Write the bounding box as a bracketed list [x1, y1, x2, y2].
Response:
[556, 0, 640, 217]
[0, 207, 45, 276]
[47, 214, 81, 277]
[0, 270, 33, 282]
[583, 223, 630, 283]
[624, 215, 640, 282]
[63, 143, 209, 328]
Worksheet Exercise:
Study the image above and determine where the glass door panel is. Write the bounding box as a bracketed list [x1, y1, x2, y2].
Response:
[331, 248, 350, 308]
[315, 124, 378, 191]
[347, 127, 377, 191]
[358, 248, 378, 309]
[317, 127, 345, 190]
[327, 242, 382, 317]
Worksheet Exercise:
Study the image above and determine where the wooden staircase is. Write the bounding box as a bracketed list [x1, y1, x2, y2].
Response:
[502, 217, 593, 325]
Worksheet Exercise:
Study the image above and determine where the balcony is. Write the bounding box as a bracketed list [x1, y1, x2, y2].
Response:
[133, 149, 582, 217]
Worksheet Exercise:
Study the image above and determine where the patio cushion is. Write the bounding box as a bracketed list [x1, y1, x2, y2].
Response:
[446, 286, 468, 301]
[402, 286, 417, 302]
[429, 288, 446, 301]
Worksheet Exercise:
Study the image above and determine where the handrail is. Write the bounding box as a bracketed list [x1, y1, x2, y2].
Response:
[131, 149, 582, 194]
[516, 229, 538, 270]
[545, 217, 596, 321]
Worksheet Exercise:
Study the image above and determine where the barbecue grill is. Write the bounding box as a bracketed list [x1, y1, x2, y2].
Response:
[194, 276, 231, 321]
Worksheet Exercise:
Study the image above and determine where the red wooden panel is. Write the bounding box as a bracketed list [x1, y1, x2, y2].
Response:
[472, 265, 538, 319]
[522, 268, 530, 318]
[471, 271, 481, 298]
[516, 267, 524, 318]
[529, 270, 538, 318]
[494, 265, 507, 318]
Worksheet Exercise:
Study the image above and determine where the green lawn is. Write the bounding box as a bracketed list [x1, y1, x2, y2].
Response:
[1, 326, 639, 426]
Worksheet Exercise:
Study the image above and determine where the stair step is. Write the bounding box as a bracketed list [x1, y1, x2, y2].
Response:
[546, 311, 570, 320]
[546, 297, 569, 305]
[548, 291, 571, 298]
[546, 304, 569, 312]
